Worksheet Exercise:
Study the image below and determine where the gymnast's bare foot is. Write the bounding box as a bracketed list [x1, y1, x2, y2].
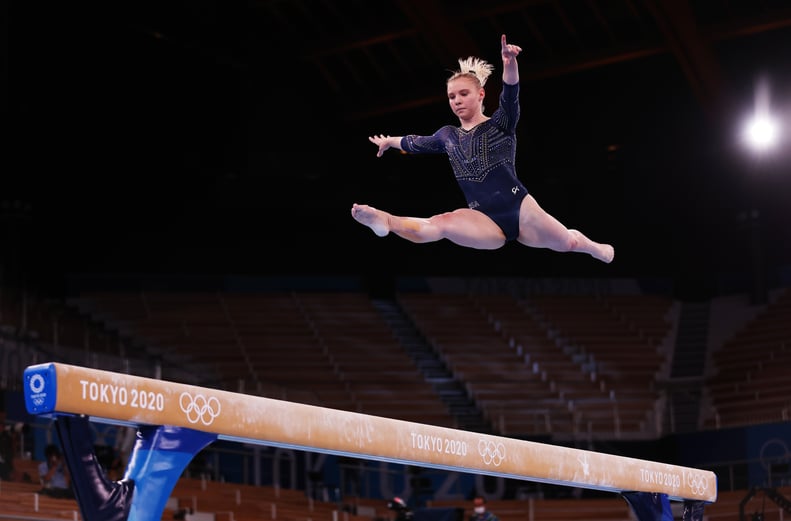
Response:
[568, 229, 614, 264]
[596, 244, 615, 264]
[351, 203, 390, 237]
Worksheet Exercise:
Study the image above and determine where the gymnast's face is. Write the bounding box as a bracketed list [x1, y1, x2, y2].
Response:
[447, 77, 484, 119]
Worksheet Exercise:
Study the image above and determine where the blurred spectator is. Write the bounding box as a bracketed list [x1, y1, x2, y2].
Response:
[38, 443, 74, 498]
[469, 497, 499, 521]
[0, 423, 14, 480]
[387, 496, 413, 521]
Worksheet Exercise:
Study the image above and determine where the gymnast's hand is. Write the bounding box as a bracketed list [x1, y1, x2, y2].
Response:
[501, 34, 522, 65]
[369, 134, 400, 157]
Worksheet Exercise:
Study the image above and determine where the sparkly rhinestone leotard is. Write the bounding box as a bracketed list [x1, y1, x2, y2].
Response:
[400, 82, 527, 241]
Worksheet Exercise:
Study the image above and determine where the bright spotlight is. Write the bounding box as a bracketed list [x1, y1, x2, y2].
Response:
[741, 77, 782, 154]
[743, 113, 780, 152]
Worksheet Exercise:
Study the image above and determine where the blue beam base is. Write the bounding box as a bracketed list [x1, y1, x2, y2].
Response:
[53, 414, 217, 521]
[126, 423, 218, 521]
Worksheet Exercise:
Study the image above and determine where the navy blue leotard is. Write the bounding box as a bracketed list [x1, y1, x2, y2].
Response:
[400, 82, 527, 241]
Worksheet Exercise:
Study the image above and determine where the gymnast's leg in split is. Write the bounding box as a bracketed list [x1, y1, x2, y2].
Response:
[351, 197, 614, 263]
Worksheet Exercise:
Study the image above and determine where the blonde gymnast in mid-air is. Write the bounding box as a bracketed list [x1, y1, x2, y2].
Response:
[351, 34, 614, 264]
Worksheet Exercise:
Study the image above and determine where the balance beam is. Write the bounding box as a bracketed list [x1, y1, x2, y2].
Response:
[24, 362, 717, 503]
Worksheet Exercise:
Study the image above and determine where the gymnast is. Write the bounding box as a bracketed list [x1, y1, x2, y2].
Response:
[351, 34, 614, 264]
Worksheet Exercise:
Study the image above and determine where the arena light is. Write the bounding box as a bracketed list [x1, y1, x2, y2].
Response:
[743, 114, 779, 151]
[741, 78, 781, 154]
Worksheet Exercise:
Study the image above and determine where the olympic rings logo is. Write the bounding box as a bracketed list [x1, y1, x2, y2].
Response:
[28, 373, 47, 406]
[179, 392, 221, 426]
[684, 470, 709, 496]
[478, 439, 506, 466]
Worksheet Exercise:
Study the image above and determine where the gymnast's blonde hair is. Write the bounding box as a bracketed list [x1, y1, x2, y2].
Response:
[448, 56, 495, 87]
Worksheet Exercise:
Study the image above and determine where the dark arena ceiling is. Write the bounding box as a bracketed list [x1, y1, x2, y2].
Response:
[7, 0, 791, 294]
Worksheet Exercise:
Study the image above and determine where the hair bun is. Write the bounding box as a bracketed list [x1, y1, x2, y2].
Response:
[457, 57, 494, 86]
